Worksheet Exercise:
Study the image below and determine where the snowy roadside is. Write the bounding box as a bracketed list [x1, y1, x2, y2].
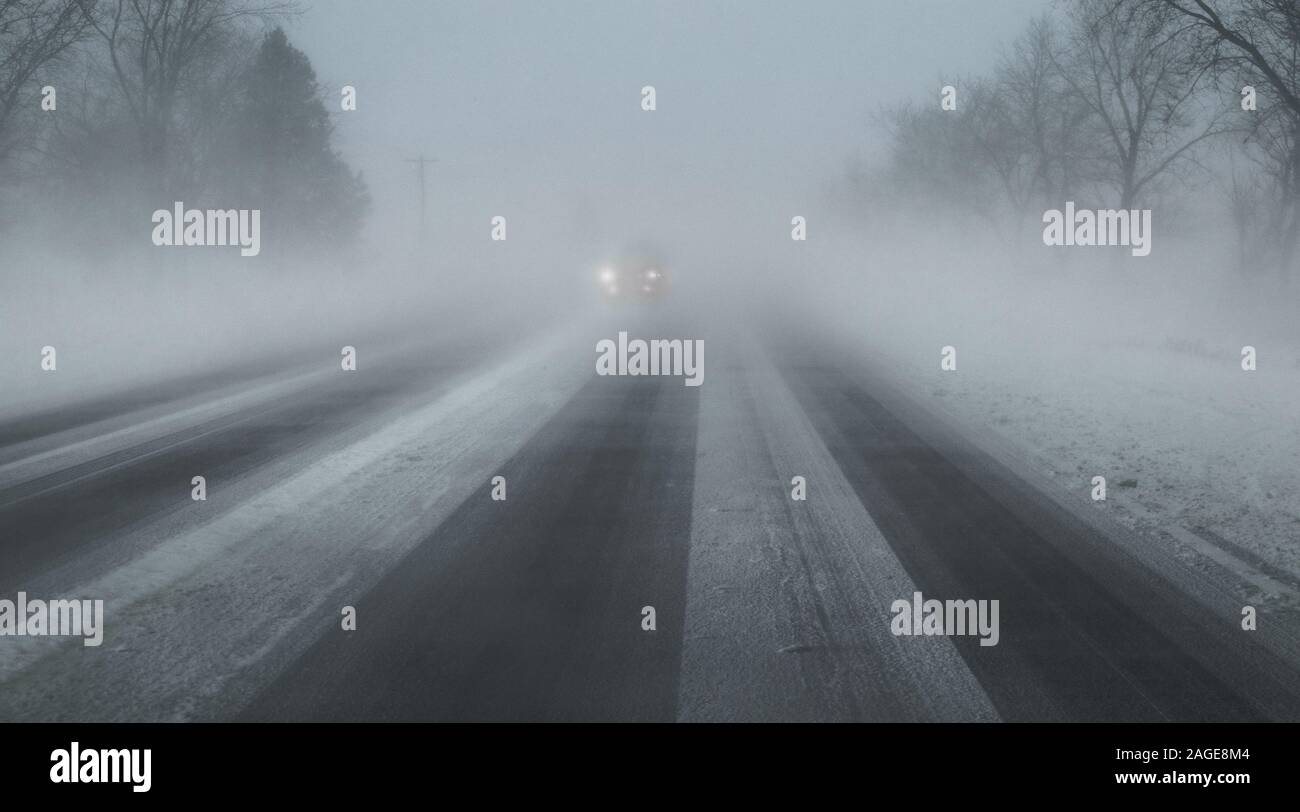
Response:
[926, 340, 1300, 591]
[788, 231, 1300, 606]
[0, 247, 545, 421]
[0, 320, 595, 720]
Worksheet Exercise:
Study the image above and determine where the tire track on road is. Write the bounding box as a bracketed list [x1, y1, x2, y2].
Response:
[242, 374, 701, 721]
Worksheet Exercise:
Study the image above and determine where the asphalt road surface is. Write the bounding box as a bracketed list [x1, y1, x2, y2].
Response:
[2, 310, 1298, 722]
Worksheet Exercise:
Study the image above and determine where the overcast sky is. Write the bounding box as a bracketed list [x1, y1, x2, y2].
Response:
[290, 0, 1051, 254]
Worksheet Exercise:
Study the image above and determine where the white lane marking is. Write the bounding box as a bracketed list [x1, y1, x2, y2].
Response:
[678, 335, 999, 722]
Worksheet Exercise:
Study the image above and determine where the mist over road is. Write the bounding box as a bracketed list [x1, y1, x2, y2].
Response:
[6, 10, 1300, 790]
[2, 306, 1296, 723]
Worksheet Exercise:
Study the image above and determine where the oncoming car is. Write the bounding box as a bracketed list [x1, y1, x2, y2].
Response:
[595, 252, 669, 301]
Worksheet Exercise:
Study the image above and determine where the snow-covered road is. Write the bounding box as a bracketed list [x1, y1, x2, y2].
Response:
[2, 309, 1298, 721]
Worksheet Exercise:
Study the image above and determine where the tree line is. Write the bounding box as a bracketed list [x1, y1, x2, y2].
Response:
[871, 0, 1300, 279]
[0, 0, 368, 258]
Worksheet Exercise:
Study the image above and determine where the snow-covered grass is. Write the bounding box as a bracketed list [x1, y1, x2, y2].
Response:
[0, 242, 575, 420]
[936, 338, 1300, 583]
[783, 222, 1300, 585]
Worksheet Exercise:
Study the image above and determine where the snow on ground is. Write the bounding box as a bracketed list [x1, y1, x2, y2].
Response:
[0, 244, 570, 420]
[680, 332, 999, 721]
[786, 224, 1300, 590]
[0, 321, 594, 720]
[932, 340, 1300, 587]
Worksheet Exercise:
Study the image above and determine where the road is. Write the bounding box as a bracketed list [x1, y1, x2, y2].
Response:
[2, 308, 1298, 722]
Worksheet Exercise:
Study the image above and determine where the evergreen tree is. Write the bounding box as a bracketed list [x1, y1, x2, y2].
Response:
[226, 27, 369, 255]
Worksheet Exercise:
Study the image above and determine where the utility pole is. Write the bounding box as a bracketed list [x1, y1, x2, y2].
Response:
[403, 154, 437, 233]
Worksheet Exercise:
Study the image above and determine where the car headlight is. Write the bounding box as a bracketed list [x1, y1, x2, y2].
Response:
[600, 268, 615, 283]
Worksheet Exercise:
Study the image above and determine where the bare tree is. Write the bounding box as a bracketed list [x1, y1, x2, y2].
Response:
[877, 18, 1095, 245]
[1055, 0, 1226, 209]
[964, 76, 1033, 216]
[0, 0, 91, 168]
[1220, 143, 1269, 271]
[73, 0, 294, 189]
[1155, 0, 1300, 273]
[996, 15, 1093, 212]
[878, 88, 1000, 229]
[878, 69, 1075, 244]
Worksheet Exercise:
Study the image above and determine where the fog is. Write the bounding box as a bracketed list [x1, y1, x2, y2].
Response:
[2, 0, 1297, 420]
[291, 0, 1047, 256]
[4, 0, 1300, 729]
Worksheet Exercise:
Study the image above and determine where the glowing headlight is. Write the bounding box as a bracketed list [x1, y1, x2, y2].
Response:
[645, 268, 659, 279]
[600, 268, 615, 283]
